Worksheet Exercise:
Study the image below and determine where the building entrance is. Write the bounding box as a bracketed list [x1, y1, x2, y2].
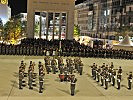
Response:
[27, 0, 75, 40]
[34, 12, 67, 40]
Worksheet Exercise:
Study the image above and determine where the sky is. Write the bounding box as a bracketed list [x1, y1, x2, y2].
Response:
[8, 0, 86, 16]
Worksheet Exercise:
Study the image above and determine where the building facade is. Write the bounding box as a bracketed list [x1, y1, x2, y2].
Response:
[75, 0, 95, 36]
[0, 0, 11, 24]
[27, 0, 75, 40]
[75, 0, 133, 39]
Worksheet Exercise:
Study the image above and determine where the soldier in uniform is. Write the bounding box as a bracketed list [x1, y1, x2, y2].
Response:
[44, 57, 51, 74]
[38, 62, 44, 76]
[104, 72, 109, 90]
[6, 45, 9, 55]
[100, 70, 105, 86]
[110, 62, 114, 69]
[30, 46, 33, 56]
[117, 74, 121, 90]
[28, 70, 33, 89]
[112, 69, 116, 86]
[101, 63, 105, 71]
[23, 46, 26, 55]
[96, 66, 101, 82]
[64, 65, 69, 81]
[40, 46, 44, 56]
[108, 67, 113, 83]
[51, 58, 57, 74]
[127, 72, 132, 90]
[69, 63, 74, 74]
[20, 46, 23, 55]
[13, 45, 16, 55]
[39, 73, 44, 93]
[91, 63, 96, 77]
[117, 66, 122, 80]
[60, 63, 64, 74]
[93, 65, 97, 80]
[19, 72, 24, 89]
[70, 75, 77, 96]
[2, 45, 6, 55]
[16, 46, 20, 55]
[79, 62, 83, 75]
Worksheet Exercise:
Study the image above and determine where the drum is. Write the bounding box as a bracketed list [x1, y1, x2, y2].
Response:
[59, 74, 64, 82]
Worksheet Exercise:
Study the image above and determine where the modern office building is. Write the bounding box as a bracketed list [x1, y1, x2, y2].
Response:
[75, 0, 95, 36]
[75, 2, 89, 36]
[75, 0, 133, 39]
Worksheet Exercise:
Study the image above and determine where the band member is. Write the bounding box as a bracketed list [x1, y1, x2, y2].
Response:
[127, 72, 132, 90]
[70, 75, 77, 96]
[112, 69, 116, 86]
[19, 72, 24, 89]
[118, 66, 122, 80]
[117, 74, 121, 90]
[39, 73, 44, 93]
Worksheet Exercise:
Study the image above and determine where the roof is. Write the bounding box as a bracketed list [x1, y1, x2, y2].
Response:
[118, 35, 133, 46]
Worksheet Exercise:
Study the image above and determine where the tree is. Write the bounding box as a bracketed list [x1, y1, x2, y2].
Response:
[74, 25, 80, 37]
[0, 18, 3, 40]
[3, 17, 21, 41]
[0, 18, 3, 32]
[0, 18, 3, 27]
[34, 22, 40, 36]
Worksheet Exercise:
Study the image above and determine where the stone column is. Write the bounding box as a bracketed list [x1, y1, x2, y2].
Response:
[65, 13, 68, 40]
[39, 12, 42, 38]
[46, 12, 49, 40]
[59, 13, 62, 40]
[27, 11, 35, 38]
[67, 11, 74, 40]
[52, 13, 55, 40]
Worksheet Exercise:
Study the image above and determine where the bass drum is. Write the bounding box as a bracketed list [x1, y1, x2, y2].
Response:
[59, 74, 64, 82]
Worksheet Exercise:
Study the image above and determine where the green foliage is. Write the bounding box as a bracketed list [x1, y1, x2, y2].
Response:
[0, 18, 3, 31]
[34, 23, 40, 36]
[74, 25, 80, 37]
[0, 18, 3, 27]
[116, 26, 133, 37]
[0, 18, 4, 40]
[3, 16, 22, 40]
[0, 14, 28, 41]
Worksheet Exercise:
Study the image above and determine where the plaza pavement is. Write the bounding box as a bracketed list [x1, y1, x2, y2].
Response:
[0, 55, 133, 100]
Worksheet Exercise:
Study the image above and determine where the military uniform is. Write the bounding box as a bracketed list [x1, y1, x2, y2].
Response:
[118, 67, 122, 80]
[51, 59, 57, 74]
[19, 72, 24, 89]
[127, 72, 132, 90]
[96, 66, 101, 82]
[79, 64, 83, 75]
[39, 74, 44, 93]
[117, 74, 121, 90]
[104, 73, 109, 89]
[112, 70, 116, 86]
[70, 76, 77, 96]
[28, 70, 33, 89]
